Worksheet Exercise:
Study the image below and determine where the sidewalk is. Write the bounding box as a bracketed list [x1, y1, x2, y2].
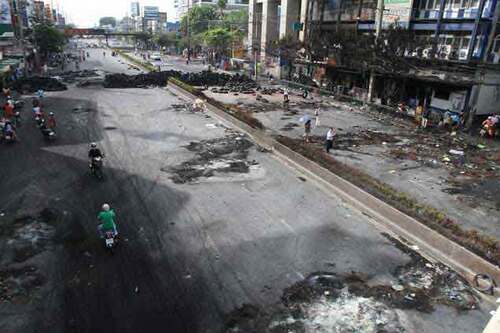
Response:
[203, 86, 500, 243]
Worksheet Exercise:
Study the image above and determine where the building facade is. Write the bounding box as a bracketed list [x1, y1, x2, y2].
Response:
[131, 1, 140, 17]
[248, 0, 500, 116]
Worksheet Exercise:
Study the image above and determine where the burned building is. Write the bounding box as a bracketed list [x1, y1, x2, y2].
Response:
[248, 0, 500, 117]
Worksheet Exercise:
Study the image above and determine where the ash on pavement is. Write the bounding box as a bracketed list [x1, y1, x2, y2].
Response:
[224, 235, 480, 333]
[164, 131, 258, 184]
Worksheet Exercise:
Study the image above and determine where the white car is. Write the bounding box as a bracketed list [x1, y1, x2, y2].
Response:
[151, 52, 162, 61]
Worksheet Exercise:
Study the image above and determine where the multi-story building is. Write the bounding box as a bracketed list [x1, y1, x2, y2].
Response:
[248, 0, 500, 117]
[43, 3, 53, 22]
[158, 11, 167, 32]
[119, 16, 136, 33]
[142, 5, 160, 33]
[33, 1, 45, 22]
[131, 1, 140, 17]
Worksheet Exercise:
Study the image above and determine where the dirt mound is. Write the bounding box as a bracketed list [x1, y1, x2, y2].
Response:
[13, 76, 67, 92]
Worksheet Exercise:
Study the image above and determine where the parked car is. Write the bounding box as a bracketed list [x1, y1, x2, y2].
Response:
[151, 52, 162, 61]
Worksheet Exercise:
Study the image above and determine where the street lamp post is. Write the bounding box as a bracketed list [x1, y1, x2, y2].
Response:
[187, 0, 191, 64]
[367, 0, 384, 103]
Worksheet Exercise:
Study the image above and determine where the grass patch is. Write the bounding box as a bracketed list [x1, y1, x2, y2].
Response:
[112, 48, 157, 72]
[276, 135, 500, 266]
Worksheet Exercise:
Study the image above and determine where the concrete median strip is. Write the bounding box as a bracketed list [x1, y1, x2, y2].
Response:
[167, 81, 500, 300]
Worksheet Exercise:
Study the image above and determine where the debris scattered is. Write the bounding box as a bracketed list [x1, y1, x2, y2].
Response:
[163, 131, 257, 184]
[224, 235, 480, 332]
[104, 70, 256, 90]
[13, 76, 67, 92]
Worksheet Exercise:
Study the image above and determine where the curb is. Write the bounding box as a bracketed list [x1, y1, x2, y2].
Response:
[167, 82, 500, 299]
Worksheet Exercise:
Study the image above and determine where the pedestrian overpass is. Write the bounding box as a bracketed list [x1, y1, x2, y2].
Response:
[64, 28, 142, 45]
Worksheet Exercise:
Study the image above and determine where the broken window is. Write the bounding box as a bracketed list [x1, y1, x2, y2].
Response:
[434, 89, 451, 100]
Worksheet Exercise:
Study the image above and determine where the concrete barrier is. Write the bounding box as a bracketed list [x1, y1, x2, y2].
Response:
[167, 81, 500, 300]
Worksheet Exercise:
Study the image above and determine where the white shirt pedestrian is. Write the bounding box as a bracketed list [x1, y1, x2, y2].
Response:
[326, 128, 335, 140]
[315, 107, 320, 127]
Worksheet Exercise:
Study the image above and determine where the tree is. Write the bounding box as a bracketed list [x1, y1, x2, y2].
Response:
[217, 0, 227, 17]
[203, 27, 232, 52]
[180, 6, 219, 36]
[222, 9, 247, 30]
[99, 17, 116, 28]
[155, 32, 178, 48]
[32, 23, 67, 57]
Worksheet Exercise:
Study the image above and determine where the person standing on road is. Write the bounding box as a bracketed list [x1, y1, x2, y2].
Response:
[315, 105, 321, 127]
[421, 106, 431, 129]
[325, 127, 335, 153]
[304, 119, 312, 143]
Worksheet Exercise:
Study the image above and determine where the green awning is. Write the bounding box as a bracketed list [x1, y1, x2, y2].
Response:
[0, 24, 13, 38]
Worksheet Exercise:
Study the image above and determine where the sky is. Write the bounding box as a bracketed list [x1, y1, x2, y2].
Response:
[57, 0, 177, 27]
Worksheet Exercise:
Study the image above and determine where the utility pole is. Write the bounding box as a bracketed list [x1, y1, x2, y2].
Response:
[367, 0, 384, 102]
[187, 0, 191, 64]
[12, 0, 27, 77]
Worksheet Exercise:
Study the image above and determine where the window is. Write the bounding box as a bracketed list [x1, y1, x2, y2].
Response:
[470, 0, 479, 7]
[494, 36, 500, 53]
[461, 37, 471, 49]
[435, 89, 451, 100]
[420, 0, 427, 9]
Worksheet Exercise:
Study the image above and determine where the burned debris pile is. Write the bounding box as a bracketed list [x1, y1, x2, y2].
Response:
[224, 236, 479, 333]
[104, 70, 179, 88]
[12, 76, 67, 92]
[58, 70, 101, 83]
[104, 70, 256, 90]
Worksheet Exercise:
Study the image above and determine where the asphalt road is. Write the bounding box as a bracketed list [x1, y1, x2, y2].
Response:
[0, 47, 492, 333]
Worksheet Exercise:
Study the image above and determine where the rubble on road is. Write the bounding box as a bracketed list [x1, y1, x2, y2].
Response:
[224, 235, 480, 333]
[163, 130, 258, 184]
[104, 70, 257, 90]
[13, 76, 67, 92]
[58, 70, 101, 83]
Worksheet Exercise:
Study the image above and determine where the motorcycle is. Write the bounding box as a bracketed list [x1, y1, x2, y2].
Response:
[13, 111, 21, 127]
[40, 125, 56, 141]
[90, 156, 104, 179]
[34, 114, 44, 128]
[104, 230, 118, 253]
[8, 99, 24, 110]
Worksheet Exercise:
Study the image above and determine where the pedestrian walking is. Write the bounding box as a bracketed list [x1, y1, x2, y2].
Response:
[421, 106, 430, 129]
[315, 105, 321, 127]
[325, 127, 335, 153]
[304, 119, 312, 143]
[283, 87, 289, 102]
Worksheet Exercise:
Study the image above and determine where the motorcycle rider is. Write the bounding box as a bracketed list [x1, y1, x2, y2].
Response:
[47, 112, 56, 129]
[88, 142, 104, 169]
[97, 203, 118, 238]
[3, 120, 17, 141]
[3, 100, 14, 119]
